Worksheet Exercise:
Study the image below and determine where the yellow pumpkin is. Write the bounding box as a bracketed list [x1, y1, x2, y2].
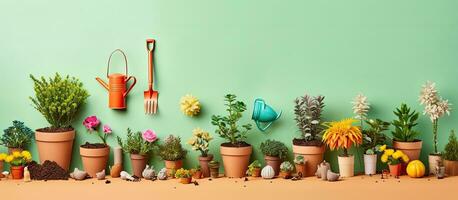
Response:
[406, 160, 425, 178]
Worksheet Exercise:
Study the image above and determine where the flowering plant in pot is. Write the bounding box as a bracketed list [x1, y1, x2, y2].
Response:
[117, 128, 158, 177]
[294, 155, 306, 177]
[246, 160, 262, 177]
[443, 130, 458, 176]
[211, 94, 252, 178]
[380, 145, 409, 176]
[260, 139, 288, 175]
[0, 153, 7, 173]
[4, 150, 32, 179]
[175, 168, 192, 184]
[292, 93, 326, 177]
[187, 128, 213, 177]
[1, 120, 34, 153]
[30, 73, 89, 171]
[80, 116, 112, 178]
[323, 119, 363, 177]
[391, 104, 422, 168]
[419, 81, 451, 174]
[159, 135, 187, 177]
[279, 161, 293, 179]
[361, 119, 389, 175]
[191, 166, 202, 179]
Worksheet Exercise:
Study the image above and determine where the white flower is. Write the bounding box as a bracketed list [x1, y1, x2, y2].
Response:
[419, 81, 451, 121]
[351, 93, 370, 120]
[419, 81, 438, 105]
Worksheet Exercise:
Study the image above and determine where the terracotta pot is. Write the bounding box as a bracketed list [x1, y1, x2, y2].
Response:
[364, 154, 377, 175]
[0, 161, 4, 172]
[192, 170, 202, 179]
[251, 168, 261, 177]
[11, 166, 24, 179]
[338, 155, 354, 177]
[389, 164, 401, 176]
[198, 154, 213, 178]
[279, 171, 291, 179]
[180, 177, 192, 184]
[130, 154, 148, 177]
[428, 154, 442, 175]
[264, 156, 282, 175]
[295, 164, 306, 177]
[165, 160, 183, 177]
[393, 140, 422, 161]
[220, 145, 252, 178]
[80, 146, 110, 178]
[209, 163, 220, 178]
[8, 147, 23, 154]
[444, 160, 458, 176]
[292, 144, 325, 177]
[35, 129, 75, 171]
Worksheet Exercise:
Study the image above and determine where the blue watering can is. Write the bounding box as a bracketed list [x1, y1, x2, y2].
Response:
[252, 98, 282, 132]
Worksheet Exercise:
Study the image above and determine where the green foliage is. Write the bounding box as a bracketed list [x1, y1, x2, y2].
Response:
[247, 160, 261, 175]
[260, 140, 288, 159]
[294, 93, 325, 141]
[280, 161, 293, 172]
[362, 119, 389, 154]
[159, 135, 187, 161]
[117, 128, 157, 155]
[294, 155, 305, 164]
[175, 168, 191, 178]
[30, 73, 89, 129]
[211, 94, 252, 145]
[391, 104, 420, 142]
[443, 130, 458, 161]
[1, 120, 33, 148]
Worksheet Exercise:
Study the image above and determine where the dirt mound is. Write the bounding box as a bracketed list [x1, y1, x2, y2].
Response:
[27, 160, 69, 180]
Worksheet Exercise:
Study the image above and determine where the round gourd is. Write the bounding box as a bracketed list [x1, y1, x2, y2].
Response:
[406, 160, 425, 178]
[261, 165, 275, 179]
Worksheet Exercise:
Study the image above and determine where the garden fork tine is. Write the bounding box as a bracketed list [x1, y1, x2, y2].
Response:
[144, 39, 158, 114]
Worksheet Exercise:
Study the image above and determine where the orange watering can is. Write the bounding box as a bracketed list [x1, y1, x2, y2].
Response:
[96, 49, 137, 109]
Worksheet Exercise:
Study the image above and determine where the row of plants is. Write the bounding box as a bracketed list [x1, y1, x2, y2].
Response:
[1, 73, 458, 182]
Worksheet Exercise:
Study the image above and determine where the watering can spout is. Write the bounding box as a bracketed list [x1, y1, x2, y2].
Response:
[95, 77, 109, 91]
[252, 98, 281, 132]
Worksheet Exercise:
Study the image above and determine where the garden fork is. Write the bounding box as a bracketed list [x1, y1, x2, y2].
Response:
[144, 39, 158, 114]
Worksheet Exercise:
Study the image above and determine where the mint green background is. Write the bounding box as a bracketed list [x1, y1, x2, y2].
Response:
[1, 0, 458, 173]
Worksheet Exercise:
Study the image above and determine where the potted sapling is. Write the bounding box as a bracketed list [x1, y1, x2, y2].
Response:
[159, 135, 187, 177]
[443, 130, 458, 176]
[260, 139, 288, 175]
[279, 161, 293, 179]
[1, 121, 34, 154]
[175, 168, 192, 184]
[294, 155, 306, 177]
[211, 94, 252, 178]
[187, 128, 213, 177]
[419, 81, 451, 174]
[361, 119, 389, 175]
[30, 73, 89, 170]
[247, 160, 262, 177]
[380, 146, 410, 176]
[323, 119, 363, 177]
[117, 128, 158, 177]
[292, 93, 326, 177]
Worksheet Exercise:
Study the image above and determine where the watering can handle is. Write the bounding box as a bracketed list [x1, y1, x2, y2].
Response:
[124, 76, 137, 97]
[255, 110, 282, 132]
[106, 49, 129, 78]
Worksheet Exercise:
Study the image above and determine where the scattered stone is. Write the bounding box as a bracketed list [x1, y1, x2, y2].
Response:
[244, 177, 248, 182]
[193, 181, 199, 186]
[105, 180, 111, 184]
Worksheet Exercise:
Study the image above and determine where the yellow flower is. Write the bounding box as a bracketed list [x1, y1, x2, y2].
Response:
[180, 94, 201, 117]
[379, 145, 386, 151]
[381, 154, 389, 163]
[5, 155, 14, 163]
[402, 154, 410, 163]
[384, 149, 394, 156]
[0, 153, 7, 161]
[12, 151, 21, 158]
[21, 151, 31, 158]
[392, 150, 403, 159]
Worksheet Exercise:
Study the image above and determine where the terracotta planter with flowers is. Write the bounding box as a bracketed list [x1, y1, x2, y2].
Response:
[187, 128, 213, 178]
[380, 147, 410, 176]
[389, 164, 401, 176]
[175, 168, 192, 184]
[160, 135, 188, 177]
[4, 150, 32, 179]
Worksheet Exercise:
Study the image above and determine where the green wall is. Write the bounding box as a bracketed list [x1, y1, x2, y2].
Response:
[1, 0, 458, 173]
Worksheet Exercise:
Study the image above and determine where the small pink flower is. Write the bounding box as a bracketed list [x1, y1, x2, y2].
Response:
[142, 129, 157, 143]
[83, 116, 100, 131]
[103, 125, 112, 134]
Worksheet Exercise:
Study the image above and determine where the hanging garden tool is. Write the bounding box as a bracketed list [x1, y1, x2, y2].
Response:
[96, 49, 137, 109]
[144, 39, 158, 114]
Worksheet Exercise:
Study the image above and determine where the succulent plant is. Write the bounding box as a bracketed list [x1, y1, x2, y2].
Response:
[158, 135, 187, 161]
[280, 161, 293, 172]
[294, 155, 305, 165]
[294, 93, 325, 142]
[260, 140, 288, 159]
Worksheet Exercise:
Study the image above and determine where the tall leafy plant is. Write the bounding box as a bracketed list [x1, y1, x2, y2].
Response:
[391, 104, 420, 142]
[362, 119, 389, 154]
[30, 73, 89, 130]
[1, 120, 34, 148]
[294, 93, 325, 142]
[211, 94, 252, 146]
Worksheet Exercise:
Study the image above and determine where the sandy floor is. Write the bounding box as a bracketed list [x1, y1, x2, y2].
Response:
[1, 175, 457, 200]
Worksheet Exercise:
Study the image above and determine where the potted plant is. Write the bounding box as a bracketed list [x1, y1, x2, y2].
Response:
[175, 168, 192, 184]
[0, 153, 6, 172]
[191, 166, 202, 179]
[323, 119, 363, 177]
[391, 104, 422, 163]
[361, 119, 389, 175]
[159, 135, 187, 177]
[419, 81, 451, 174]
[117, 128, 158, 177]
[279, 161, 293, 179]
[30, 73, 89, 170]
[247, 160, 262, 177]
[292, 93, 326, 177]
[294, 155, 306, 177]
[260, 139, 288, 175]
[208, 160, 220, 178]
[4, 150, 32, 179]
[1, 120, 34, 154]
[187, 128, 213, 177]
[380, 146, 410, 176]
[443, 130, 458, 176]
[211, 94, 252, 178]
[80, 116, 112, 178]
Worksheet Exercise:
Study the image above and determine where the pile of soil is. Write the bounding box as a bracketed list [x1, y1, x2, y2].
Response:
[292, 138, 323, 146]
[80, 142, 107, 149]
[27, 160, 69, 180]
[221, 142, 251, 147]
[36, 127, 74, 132]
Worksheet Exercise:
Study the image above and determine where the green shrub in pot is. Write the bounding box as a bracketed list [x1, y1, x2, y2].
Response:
[159, 135, 187, 177]
[1, 120, 34, 152]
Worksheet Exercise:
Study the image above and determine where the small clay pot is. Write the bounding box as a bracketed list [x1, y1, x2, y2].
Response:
[251, 168, 261, 177]
[80, 145, 110, 178]
[11, 166, 24, 179]
[444, 160, 458, 176]
[8, 147, 23, 154]
[199, 154, 213, 178]
[338, 155, 354, 177]
[192, 170, 202, 179]
[209, 162, 220, 178]
[393, 140, 422, 161]
[130, 154, 148, 178]
[180, 177, 192, 184]
[279, 171, 291, 179]
[436, 166, 445, 179]
[389, 164, 401, 176]
[165, 160, 183, 177]
[292, 144, 325, 177]
[264, 156, 282, 176]
[295, 164, 306, 177]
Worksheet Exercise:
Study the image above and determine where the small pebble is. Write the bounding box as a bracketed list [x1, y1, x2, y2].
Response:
[244, 177, 248, 182]
[105, 180, 111, 184]
[270, 181, 273, 183]
[375, 181, 378, 183]
[193, 181, 199, 186]
[243, 185, 246, 187]
[208, 178, 212, 181]
[173, 187, 176, 189]
[91, 182, 94, 184]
